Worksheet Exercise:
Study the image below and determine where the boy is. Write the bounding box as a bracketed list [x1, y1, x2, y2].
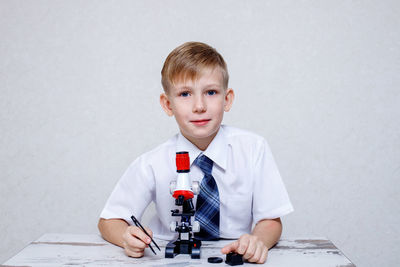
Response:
[98, 42, 293, 264]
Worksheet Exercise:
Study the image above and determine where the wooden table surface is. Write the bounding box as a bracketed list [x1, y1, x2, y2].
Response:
[2, 233, 355, 266]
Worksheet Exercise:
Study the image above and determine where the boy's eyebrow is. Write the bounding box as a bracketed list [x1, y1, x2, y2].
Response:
[204, 83, 221, 88]
[176, 86, 192, 91]
[174, 83, 222, 91]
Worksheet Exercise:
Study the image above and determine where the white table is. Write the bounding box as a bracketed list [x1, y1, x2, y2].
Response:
[2, 233, 355, 266]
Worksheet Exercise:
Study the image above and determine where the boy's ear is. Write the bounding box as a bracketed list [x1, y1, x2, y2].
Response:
[224, 88, 235, 112]
[160, 93, 174, 116]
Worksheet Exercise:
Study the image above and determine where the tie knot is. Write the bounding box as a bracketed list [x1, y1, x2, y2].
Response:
[194, 154, 213, 175]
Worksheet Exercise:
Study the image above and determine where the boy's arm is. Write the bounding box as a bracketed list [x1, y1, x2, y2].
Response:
[98, 218, 128, 247]
[98, 218, 153, 258]
[221, 218, 282, 264]
[252, 218, 282, 249]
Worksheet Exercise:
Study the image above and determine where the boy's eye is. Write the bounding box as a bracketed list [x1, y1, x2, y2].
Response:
[207, 90, 217, 96]
[180, 91, 190, 97]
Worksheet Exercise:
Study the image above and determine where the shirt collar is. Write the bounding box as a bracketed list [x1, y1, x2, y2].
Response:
[176, 126, 228, 171]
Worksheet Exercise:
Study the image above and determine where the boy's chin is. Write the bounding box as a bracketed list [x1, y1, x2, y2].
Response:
[182, 129, 219, 143]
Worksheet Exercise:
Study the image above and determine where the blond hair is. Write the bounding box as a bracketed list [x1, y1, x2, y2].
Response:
[161, 42, 229, 93]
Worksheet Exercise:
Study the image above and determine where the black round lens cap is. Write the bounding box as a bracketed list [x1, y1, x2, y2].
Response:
[208, 256, 223, 263]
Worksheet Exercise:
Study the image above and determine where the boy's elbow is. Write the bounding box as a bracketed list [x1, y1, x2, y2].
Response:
[98, 218, 106, 234]
[271, 217, 283, 234]
[255, 218, 283, 236]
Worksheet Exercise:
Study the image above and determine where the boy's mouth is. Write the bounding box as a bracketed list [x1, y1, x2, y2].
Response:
[190, 119, 211, 126]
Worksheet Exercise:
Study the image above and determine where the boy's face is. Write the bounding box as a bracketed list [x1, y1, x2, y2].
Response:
[160, 67, 234, 150]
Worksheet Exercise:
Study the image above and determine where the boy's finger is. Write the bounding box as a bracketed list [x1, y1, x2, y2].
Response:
[237, 236, 250, 255]
[221, 240, 239, 254]
[258, 248, 268, 264]
[124, 246, 144, 258]
[125, 235, 147, 250]
[129, 226, 152, 244]
[243, 238, 256, 260]
[248, 244, 263, 262]
[126, 245, 144, 254]
[131, 247, 146, 253]
[144, 226, 153, 238]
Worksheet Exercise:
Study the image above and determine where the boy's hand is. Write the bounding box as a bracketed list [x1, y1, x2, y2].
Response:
[221, 234, 268, 264]
[122, 225, 153, 258]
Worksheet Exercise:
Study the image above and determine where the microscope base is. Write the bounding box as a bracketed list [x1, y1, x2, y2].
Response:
[165, 238, 201, 259]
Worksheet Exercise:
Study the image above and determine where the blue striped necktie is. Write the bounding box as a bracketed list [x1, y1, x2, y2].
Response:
[194, 154, 220, 240]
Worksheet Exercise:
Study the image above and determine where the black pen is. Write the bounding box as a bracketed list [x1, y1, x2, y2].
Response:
[131, 215, 161, 255]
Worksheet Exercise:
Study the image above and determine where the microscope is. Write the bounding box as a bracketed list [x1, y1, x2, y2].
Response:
[165, 151, 202, 259]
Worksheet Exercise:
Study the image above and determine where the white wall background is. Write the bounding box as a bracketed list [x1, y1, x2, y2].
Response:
[1, 1, 399, 266]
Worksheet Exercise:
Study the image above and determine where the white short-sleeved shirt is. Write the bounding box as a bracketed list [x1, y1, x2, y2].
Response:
[100, 125, 293, 240]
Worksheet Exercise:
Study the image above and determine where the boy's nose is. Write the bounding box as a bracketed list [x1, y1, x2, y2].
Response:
[193, 95, 206, 113]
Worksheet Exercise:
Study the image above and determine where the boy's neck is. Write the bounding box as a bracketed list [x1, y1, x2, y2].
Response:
[181, 128, 220, 151]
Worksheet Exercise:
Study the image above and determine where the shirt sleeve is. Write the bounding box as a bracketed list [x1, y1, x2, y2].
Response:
[252, 139, 294, 224]
[100, 155, 155, 224]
